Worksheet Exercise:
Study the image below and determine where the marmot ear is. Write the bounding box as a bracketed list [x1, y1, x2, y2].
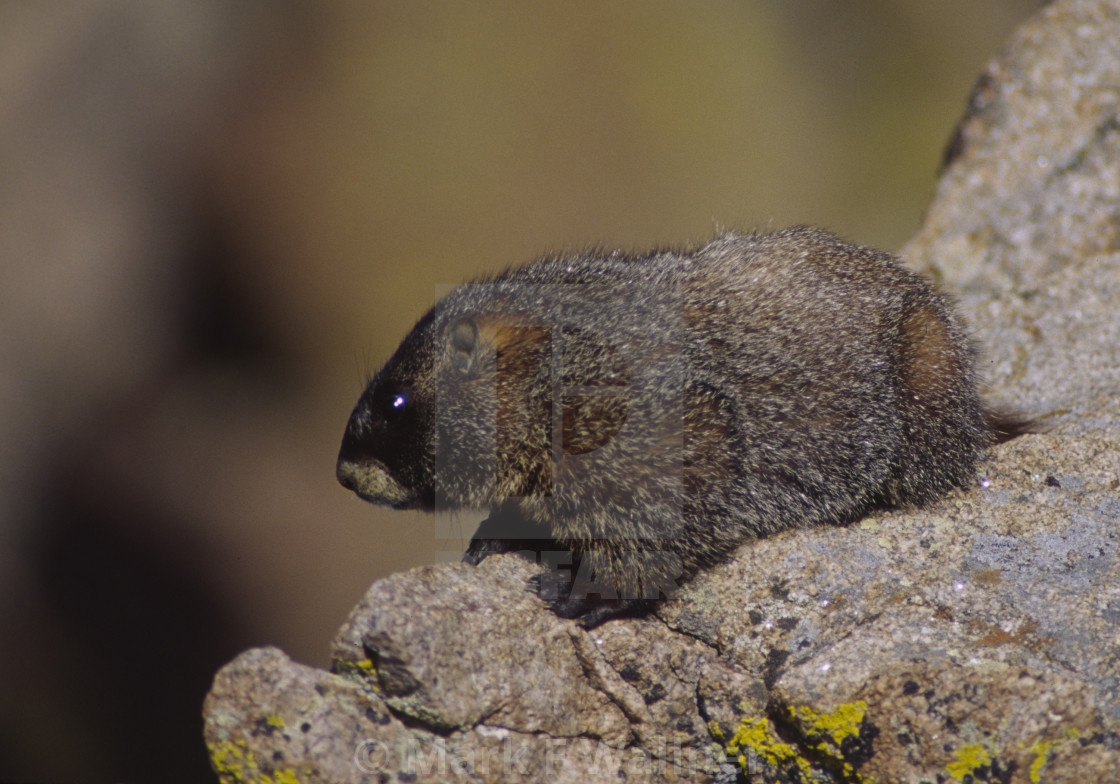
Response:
[448, 317, 480, 377]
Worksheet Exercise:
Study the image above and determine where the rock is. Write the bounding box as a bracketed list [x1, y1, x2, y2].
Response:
[330, 557, 639, 745]
[203, 0, 1120, 781]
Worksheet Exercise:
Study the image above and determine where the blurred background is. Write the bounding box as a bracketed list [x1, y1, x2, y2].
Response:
[0, 1, 1043, 781]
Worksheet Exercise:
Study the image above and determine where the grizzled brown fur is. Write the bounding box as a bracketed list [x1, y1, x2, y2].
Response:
[337, 227, 1027, 626]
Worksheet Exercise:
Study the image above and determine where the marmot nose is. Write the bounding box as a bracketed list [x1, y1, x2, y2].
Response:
[336, 458, 358, 490]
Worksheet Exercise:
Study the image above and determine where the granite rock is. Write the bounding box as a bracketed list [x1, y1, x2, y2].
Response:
[204, 1, 1120, 781]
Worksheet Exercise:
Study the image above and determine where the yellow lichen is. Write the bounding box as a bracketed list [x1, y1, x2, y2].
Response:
[1029, 739, 1055, 783]
[209, 739, 250, 783]
[335, 656, 380, 687]
[946, 742, 991, 781]
[714, 701, 874, 782]
[725, 714, 814, 779]
[790, 700, 867, 746]
[788, 700, 870, 778]
[208, 737, 303, 784]
[271, 769, 301, 784]
[1028, 729, 1081, 783]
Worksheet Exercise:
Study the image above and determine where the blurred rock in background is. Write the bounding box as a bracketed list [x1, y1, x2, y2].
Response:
[0, 1, 1042, 781]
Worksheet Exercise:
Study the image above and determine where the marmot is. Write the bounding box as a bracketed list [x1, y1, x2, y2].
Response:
[337, 227, 1027, 626]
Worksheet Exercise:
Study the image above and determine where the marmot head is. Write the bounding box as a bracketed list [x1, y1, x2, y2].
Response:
[337, 275, 645, 515]
[336, 290, 564, 511]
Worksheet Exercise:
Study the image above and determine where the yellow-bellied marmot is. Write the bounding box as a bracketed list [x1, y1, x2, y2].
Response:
[337, 227, 1028, 626]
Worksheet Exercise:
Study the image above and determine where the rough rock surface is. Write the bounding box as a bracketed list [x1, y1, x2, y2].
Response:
[203, 1, 1120, 781]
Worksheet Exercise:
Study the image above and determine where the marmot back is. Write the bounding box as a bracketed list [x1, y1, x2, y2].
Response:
[337, 227, 1027, 626]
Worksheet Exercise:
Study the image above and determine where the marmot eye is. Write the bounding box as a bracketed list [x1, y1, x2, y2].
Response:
[385, 392, 408, 419]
